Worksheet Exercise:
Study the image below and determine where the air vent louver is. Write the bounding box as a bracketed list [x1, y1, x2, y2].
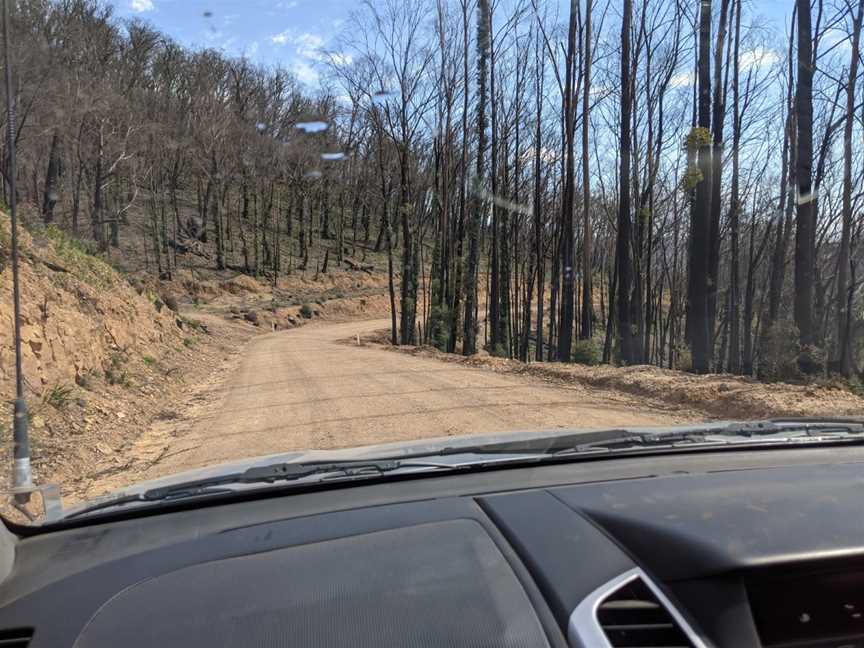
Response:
[597, 577, 694, 647]
[569, 568, 707, 648]
[0, 628, 33, 648]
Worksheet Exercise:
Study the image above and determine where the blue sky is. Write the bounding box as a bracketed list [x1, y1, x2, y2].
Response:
[115, 0, 351, 86]
[113, 0, 802, 91]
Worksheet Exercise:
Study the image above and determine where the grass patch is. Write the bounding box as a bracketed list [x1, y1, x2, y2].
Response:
[183, 337, 195, 348]
[43, 225, 117, 288]
[75, 368, 100, 390]
[183, 318, 208, 333]
[142, 355, 156, 366]
[571, 339, 601, 366]
[43, 384, 74, 410]
[105, 368, 132, 387]
[105, 353, 133, 387]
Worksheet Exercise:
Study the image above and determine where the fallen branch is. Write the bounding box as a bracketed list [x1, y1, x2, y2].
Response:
[167, 238, 211, 259]
[343, 257, 374, 274]
[42, 260, 69, 273]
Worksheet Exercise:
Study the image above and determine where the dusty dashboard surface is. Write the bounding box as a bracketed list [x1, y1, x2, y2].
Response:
[2, 450, 864, 647]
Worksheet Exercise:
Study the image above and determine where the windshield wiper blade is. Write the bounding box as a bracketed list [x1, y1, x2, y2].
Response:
[553, 420, 864, 456]
[553, 430, 714, 455]
[66, 459, 448, 519]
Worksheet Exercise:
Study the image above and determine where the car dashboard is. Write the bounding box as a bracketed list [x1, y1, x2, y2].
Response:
[2, 445, 864, 647]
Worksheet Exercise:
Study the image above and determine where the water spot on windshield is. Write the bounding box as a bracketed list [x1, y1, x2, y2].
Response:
[320, 152, 345, 161]
[203, 10, 213, 18]
[296, 121, 328, 133]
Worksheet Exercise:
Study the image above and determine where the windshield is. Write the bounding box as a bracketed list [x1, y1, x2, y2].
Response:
[1, 0, 863, 524]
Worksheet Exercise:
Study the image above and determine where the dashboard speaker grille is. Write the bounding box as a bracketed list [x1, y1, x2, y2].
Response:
[597, 577, 694, 647]
[0, 628, 33, 648]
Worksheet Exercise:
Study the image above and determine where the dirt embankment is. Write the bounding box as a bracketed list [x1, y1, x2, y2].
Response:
[364, 334, 864, 420]
[1, 216, 396, 504]
[0, 216, 249, 499]
[134, 267, 395, 331]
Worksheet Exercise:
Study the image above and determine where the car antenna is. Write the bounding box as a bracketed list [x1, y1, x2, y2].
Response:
[3, 0, 32, 506]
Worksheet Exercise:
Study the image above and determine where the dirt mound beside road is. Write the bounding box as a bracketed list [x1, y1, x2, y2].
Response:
[0, 215, 249, 501]
[0, 217, 183, 396]
[367, 336, 864, 420]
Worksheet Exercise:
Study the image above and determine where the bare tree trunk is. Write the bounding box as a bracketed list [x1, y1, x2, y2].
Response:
[488, 6, 501, 353]
[615, 0, 636, 364]
[463, 0, 490, 356]
[727, 0, 742, 373]
[707, 0, 731, 348]
[532, 26, 546, 361]
[92, 124, 106, 249]
[42, 129, 60, 225]
[579, 0, 594, 342]
[557, 0, 578, 361]
[834, 0, 863, 376]
[686, 0, 713, 373]
[794, 0, 816, 357]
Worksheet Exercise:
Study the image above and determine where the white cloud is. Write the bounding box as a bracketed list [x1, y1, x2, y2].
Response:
[823, 27, 853, 53]
[740, 47, 780, 70]
[271, 29, 292, 45]
[277, 0, 300, 7]
[294, 32, 325, 60]
[669, 72, 693, 88]
[130, 0, 154, 12]
[271, 30, 352, 83]
[247, 41, 259, 58]
[293, 60, 319, 85]
[327, 52, 353, 66]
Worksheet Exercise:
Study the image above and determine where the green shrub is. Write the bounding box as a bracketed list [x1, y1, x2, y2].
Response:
[759, 320, 800, 382]
[798, 344, 826, 376]
[105, 368, 132, 387]
[490, 343, 508, 358]
[142, 355, 156, 366]
[299, 303, 314, 319]
[75, 368, 99, 390]
[44, 384, 74, 410]
[427, 301, 450, 351]
[184, 318, 207, 332]
[104, 353, 132, 387]
[44, 225, 116, 287]
[571, 339, 601, 365]
[673, 345, 692, 372]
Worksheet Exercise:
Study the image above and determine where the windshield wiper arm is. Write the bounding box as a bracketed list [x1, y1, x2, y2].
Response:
[553, 420, 864, 456]
[67, 459, 450, 518]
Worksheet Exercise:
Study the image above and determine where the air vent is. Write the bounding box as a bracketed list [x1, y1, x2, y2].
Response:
[568, 568, 708, 648]
[598, 577, 693, 647]
[0, 628, 33, 648]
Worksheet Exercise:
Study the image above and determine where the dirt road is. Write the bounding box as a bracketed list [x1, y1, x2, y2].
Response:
[123, 317, 699, 483]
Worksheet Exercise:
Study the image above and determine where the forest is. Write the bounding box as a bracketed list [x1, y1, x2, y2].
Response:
[5, 0, 864, 382]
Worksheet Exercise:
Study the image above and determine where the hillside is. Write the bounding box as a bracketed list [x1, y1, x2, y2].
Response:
[0, 213, 197, 495]
[0, 211, 401, 501]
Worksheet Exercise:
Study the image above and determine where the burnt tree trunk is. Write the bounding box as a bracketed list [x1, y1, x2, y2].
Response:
[794, 0, 816, 356]
[615, 0, 636, 364]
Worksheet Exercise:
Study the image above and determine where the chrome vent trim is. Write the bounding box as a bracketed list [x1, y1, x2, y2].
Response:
[567, 567, 709, 648]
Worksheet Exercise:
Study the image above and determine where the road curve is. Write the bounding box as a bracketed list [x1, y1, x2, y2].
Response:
[142, 317, 694, 478]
